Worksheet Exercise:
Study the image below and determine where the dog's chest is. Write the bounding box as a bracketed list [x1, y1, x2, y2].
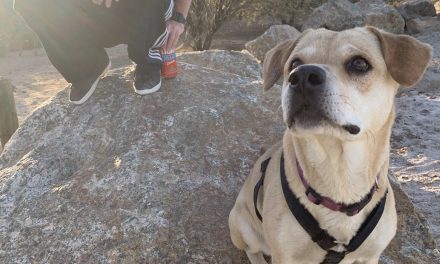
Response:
[316, 212, 365, 244]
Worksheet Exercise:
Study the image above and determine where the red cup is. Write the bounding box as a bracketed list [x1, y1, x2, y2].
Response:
[161, 50, 178, 79]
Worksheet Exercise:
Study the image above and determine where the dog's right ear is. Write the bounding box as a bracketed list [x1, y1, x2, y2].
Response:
[263, 39, 298, 91]
[367, 26, 432, 88]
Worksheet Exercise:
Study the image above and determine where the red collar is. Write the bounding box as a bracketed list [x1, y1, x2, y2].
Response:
[296, 160, 379, 216]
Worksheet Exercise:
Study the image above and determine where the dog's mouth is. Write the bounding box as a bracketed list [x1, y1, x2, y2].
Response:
[286, 105, 361, 135]
[288, 104, 325, 128]
[283, 82, 362, 136]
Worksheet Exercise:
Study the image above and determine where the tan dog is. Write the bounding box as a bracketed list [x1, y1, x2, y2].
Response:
[228, 27, 432, 264]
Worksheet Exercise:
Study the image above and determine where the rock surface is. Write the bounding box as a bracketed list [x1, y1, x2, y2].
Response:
[279, 0, 328, 29]
[383, 177, 439, 263]
[0, 49, 439, 263]
[355, 0, 405, 34]
[397, 0, 437, 20]
[0, 52, 283, 263]
[392, 30, 440, 247]
[245, 25, 301, 62]
[303, 0, 405, 33]
[302, 0, 366, 31]
[406, 15, 440, 34]
[178, 50, 262, 79]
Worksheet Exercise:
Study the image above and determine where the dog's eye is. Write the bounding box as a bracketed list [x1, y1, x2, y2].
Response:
[289, 59, 303, 71]
[346, 56, 371, 73]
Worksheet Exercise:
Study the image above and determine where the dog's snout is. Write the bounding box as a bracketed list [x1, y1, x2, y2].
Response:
[285, 65, 329, 128]
[289, 65, 326, 90]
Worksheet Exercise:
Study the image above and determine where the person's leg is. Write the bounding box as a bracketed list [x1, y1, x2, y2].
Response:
[15, 0, 111, 104]
[146, 0, 174, 67]
[126, 0, 172, 94]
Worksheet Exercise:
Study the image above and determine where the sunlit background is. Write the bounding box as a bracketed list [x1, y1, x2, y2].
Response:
[0, 0, 439, 123]
[0, 0, 41, 56]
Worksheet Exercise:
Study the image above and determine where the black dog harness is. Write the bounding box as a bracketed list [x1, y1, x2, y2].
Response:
[253, 153, 387, 264]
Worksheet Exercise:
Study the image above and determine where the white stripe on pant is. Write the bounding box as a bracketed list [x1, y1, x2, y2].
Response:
[147, 0, 174, 63]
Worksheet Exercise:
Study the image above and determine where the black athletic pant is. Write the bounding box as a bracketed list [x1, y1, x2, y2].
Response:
[14, 0, 172, 84]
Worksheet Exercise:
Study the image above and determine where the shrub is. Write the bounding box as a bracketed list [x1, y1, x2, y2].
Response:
[186, 0, 254, 50]
[185, 0, 327, 50]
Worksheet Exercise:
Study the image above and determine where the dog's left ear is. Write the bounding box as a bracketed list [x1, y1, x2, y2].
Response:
[263, 39, 298, 91]
[367, 26, 432, 88]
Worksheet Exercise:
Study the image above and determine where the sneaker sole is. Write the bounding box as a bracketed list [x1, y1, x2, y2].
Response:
[134, 78, 162, 95]
[70, 60, 111, 105]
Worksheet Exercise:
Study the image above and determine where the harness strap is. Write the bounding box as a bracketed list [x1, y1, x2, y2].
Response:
[322, 250, 346, 264]
[253, 152, 388, 264]
[280, 154, 338, 250]
[345, 189, 387, 252]
[280, 153, 388, 264]
[253, 157, 271, 222]
[320, 192, 387, 264]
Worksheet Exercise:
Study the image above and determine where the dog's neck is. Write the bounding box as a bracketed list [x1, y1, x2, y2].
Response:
[284, 111, 394, 204]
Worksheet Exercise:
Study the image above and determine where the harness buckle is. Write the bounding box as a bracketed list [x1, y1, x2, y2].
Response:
[306, 187, 323, 205]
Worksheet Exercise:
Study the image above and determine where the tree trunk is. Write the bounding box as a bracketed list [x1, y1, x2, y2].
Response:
[202, 33, 214, 51]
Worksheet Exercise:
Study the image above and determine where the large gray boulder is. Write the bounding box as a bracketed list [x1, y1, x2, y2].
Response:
[397, 0, 437, 21]
[245, 25, 301, 62]
[392, 30, 440, 247]
[279, 0, 328, 29]
[384, 177, 439, 263]
[178, 50, 262, 79]
[355, 0, 405, 34]
[302, 0, 366, 31]
[0, 50, 439, 263]
[302, 0, 405, 33]
[406, 15, 440, 34]
[0, 52, 283, 263]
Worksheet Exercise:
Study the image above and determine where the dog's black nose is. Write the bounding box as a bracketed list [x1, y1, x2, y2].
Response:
[289, 65, 326, 92]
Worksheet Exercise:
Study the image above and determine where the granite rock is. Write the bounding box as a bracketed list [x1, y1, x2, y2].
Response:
[355, 0, 405, 34]
[0, 50, 438, 263]
[281, 0, 328, 29]
[406, 15, 440, 34]
[178, 50, 262, 79]
[302, 0, 366, 31]
[245, 25, 301, 62]
[0, 52, 283, 263]
[397, 0, 437, 21]
[303, 0, 405, 33]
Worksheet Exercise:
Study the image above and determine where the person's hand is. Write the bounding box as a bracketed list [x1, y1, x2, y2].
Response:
[92, 0, 119, 8]
[164, 20, 185, 52]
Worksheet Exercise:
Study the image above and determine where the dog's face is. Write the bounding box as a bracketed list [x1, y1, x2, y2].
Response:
[282, 29, 396, 138]
[263, 27, 432, 140]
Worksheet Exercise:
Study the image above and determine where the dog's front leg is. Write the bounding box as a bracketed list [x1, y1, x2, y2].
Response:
[245, 251, 268, 264]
